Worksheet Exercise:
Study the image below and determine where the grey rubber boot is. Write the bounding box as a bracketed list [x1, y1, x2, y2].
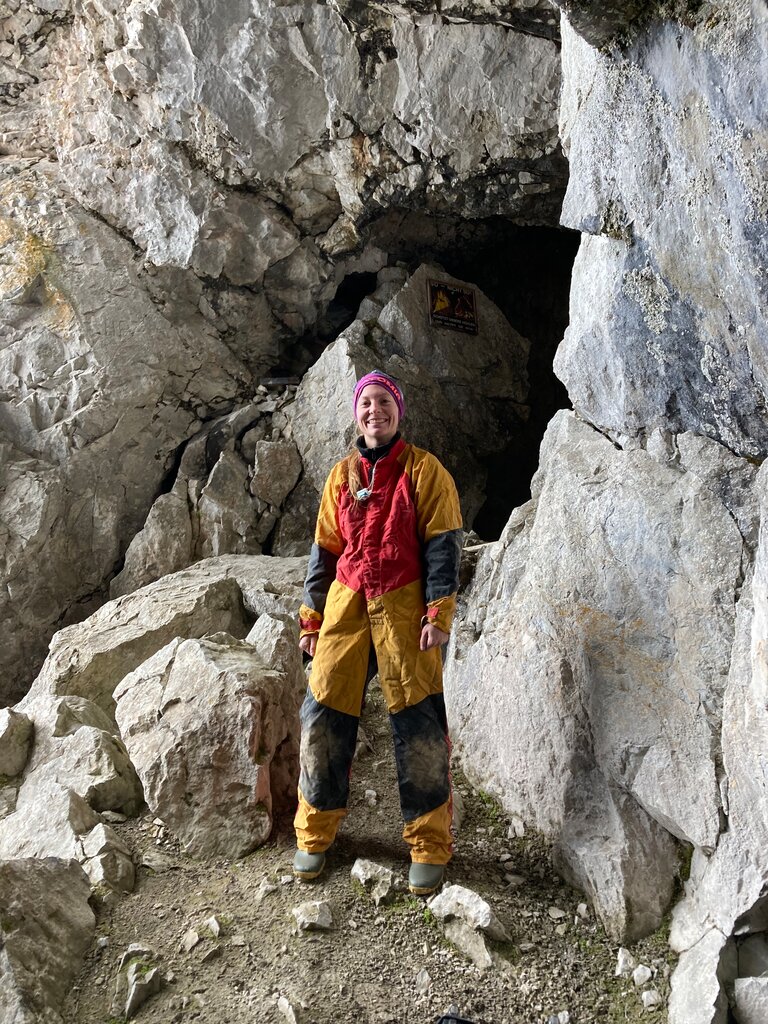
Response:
[408, 862, 444, 895]
[293, 849, 326, 881]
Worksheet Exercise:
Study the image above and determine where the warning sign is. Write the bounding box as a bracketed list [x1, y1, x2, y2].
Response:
[427, 279, 479, 335]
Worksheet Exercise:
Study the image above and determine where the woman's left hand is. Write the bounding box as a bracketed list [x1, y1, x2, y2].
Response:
[420, 623, 450, 651]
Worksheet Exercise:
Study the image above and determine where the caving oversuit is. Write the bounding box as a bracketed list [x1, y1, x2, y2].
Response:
[294, 434, 463, 865]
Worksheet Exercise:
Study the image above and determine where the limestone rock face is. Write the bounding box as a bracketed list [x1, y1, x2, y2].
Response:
[20, 556, 304, 716]
[0, 169, 251, 704]
[666, 465, 768, 1024]
[0, 709, 33, 777]
[48, 1, 564, 280]
[110, 388, 301, 598]
[446, 411, 750, 941]
[556, 12, 768, 459]
[548, 4, 768, 1014]
[285, 262, 530, 535]
[114, 620, 304, 859]
[0, 858, 95, 1024]
[0, 780, 134, 893]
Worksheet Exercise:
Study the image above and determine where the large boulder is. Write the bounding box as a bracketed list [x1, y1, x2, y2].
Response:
[446, 411, 752, 941]
[113, 615, 305, 859]
[0, 858, 96, 1024]
[0, 781, 134, 893]
[19, 555, 305, 715]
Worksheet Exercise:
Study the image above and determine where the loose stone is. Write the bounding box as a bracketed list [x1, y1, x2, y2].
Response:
[632, 964, 653, 987]
[292, 901, 333, 932]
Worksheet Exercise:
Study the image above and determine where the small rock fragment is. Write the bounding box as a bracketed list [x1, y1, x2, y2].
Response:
[203, 915, 221, 938]
[642, 989, 662, 1009]
[633, 964, 653, 987]
[141, 849, 177, 873]
[415, 968, 431, 993]
[351, 858, 396, 906]
[278, 995, 302, 1023]
[293, 900, 333, 932]
[616, 947, 637, 976]
[364, 789, 378, 806]
[576, 903, 589, 919]
[112, 946, 164, 1018]
[125, 964, 164, 1018]
[509, 815, 525, 837]
[428, 885, 510, 941]
[180, 929, 200, 953]
[256, 877, 278, 902]
[548, 907, 567, 921]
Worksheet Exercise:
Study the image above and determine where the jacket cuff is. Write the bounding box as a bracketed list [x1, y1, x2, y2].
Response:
[421, 594, 456, 634]
[299, 605, 323, 637]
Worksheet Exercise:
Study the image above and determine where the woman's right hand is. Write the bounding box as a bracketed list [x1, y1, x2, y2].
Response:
[299, 633, 318, 657]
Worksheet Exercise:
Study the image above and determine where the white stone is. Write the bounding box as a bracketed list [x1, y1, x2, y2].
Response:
[642, 988, 662, 1010]
[350, 858, 396, 907]
[292, 900, 333, 932]
[616, 948, 637, 976]
[733, 977, 768, 1024]
[427, 884, 509, 942]
[633, 965, 653, 987]
[415, 968, 432, 993]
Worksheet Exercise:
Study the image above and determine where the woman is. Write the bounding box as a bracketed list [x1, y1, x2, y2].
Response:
[293, 369, 463, 895]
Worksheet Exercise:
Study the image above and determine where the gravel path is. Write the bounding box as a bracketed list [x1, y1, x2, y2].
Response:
[64, 685, 676, 1024]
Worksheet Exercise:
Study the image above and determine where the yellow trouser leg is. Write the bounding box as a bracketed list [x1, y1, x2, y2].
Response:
[403, 799, 453, 865]
[294, 789, 347, 853]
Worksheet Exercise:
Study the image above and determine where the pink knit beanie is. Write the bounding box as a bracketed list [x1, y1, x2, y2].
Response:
[353, 370, 405, 418]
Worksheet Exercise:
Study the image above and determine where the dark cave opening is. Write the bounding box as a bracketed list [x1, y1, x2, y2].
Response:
[363, 213, 580, 540]
[271, 214, 580, 542]
[318, 270, 380, 342]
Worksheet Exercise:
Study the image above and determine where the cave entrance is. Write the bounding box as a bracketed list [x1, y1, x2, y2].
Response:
[364, 212, 580, 540]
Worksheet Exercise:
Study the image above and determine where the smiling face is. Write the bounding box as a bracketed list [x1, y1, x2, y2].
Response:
[355, 383, 400, 448]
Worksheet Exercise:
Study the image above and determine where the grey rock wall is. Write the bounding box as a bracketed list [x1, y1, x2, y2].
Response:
[445, 3, 768, 1019]
[556, 9, 768, 457]
[1, 0, 567, 704]
[0, 169, 251, 704]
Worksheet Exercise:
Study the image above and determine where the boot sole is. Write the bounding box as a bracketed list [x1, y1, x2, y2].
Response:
[408, 881, 441, 896]
[294, 869, 324, 882]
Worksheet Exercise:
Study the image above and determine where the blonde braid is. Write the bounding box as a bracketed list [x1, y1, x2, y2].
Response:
[347, 446, 364, 502]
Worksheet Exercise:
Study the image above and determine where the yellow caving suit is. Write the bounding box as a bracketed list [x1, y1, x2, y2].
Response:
[294, 434, 463, 864]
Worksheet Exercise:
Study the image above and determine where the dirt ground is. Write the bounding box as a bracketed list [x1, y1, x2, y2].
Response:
[63, 685, 676, 1024]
